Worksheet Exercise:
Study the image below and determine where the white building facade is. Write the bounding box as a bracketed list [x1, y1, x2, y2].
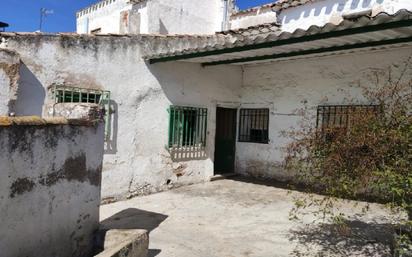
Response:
[1, 0, 412, 201]
[76, 0, 234, 35]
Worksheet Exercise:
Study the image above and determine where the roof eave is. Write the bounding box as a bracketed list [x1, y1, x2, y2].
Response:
[148, 18, 412, 65]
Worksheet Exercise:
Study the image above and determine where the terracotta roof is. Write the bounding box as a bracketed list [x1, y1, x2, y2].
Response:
[218, 22, 280, 36]
[144, 9, 412, 63]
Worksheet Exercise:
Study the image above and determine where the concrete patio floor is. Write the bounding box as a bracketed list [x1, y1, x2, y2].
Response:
[100, 178, 400, 257]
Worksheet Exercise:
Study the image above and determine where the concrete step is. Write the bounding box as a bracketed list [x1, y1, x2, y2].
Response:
[210, 173, 238, 181]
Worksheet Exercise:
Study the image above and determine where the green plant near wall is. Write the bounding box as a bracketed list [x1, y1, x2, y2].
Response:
[283, 56, 412, 255]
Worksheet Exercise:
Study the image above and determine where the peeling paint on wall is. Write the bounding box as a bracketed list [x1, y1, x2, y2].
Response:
[0, 122, 104, 257]
[0, 49, 20, 115]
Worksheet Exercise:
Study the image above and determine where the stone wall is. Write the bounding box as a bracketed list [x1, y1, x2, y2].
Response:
[0, 116, 104, 257]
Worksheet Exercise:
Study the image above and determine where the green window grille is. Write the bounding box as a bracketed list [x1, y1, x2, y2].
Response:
[168, 106, 207, 148]
[52, 85, 110, 105]
[51, 85, 111, 140]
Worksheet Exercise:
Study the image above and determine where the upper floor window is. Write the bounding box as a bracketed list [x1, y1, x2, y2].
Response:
[238, 108, 269, 144]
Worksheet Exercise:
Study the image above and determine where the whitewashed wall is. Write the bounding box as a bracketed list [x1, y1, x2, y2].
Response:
[0, 121, 104, 257]
[0, 49, 19, 115]
[236, 47, 412, 181]
[147, 0, 226, 34]
[2, 35, 242, 201]
[76, 0, 138, 34]
[279, 0, 412, 32]
[230, 7, 277, 30]
[77, 0, 227, 35]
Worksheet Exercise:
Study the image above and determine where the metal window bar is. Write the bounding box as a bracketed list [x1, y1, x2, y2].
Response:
[52, 85, 106, 104]
[52, 85, 111, 139]
[316, 105, 382, 139]
[238, 108, 269, 144]
[316, 105, 382, 129]
[168, 106, 208, 148]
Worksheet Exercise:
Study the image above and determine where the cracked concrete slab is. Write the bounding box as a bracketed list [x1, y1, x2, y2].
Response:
[100, 178, 402, 257]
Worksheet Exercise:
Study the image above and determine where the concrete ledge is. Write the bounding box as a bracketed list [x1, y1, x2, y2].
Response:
[95, 229, 149, 257]
[0, 116, 100, 126]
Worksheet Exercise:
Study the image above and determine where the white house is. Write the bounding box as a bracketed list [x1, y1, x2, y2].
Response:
[76, 0, 235, 34]
[1, 0, 412, 201]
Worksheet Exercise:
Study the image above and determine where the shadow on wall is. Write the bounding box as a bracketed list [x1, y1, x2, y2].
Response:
[14, 63, 45, 116]
[289, 219, 396, 256]
[96, 208, 168, 256]
[282, 0, 385, 23]
[148, 249, 162, 257]
[159, 19, 169, 35]
[105, 100, 119, 155]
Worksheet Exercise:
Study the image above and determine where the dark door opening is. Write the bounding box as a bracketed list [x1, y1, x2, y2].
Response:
[214, 107, 237, 175]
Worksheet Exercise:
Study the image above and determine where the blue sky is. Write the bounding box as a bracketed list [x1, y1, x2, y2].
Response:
[0, 0, 274, 32]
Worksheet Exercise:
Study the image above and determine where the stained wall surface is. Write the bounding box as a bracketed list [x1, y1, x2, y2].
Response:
[0, 49, 20, 115]
[1, 34, 242, 201]
[0, 120, 104, 257]
[237, 47, 412, 180]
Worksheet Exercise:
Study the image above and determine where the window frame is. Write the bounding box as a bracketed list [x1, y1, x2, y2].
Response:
[316, 104, 382, 140]
[168, 106, 208, 149]
[238, 108, 270, 144]
[50, 84, 111, 140]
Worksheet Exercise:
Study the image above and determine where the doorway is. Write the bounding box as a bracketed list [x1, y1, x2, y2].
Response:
[214, 107, 237, 174]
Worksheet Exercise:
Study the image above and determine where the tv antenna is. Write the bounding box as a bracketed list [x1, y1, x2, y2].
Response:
[39, 8, 54, 32]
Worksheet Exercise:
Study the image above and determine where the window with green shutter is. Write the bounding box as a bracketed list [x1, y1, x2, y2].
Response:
[168, 106, 207, 148]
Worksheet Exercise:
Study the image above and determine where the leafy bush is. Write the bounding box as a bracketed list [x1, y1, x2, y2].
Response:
[284, 58, 412, 250]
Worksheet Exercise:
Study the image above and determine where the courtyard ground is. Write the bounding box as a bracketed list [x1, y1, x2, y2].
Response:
[100, 178, 401, 257]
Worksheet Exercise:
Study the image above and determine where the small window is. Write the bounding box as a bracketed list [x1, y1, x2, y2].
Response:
[317, 105, 382, 140]
[55, 89, 102, 104]
[168, 106, 208, 148]
[51, 85, 110, 104]
[239, 108, 269, 144]
[51, 85, 111, 140]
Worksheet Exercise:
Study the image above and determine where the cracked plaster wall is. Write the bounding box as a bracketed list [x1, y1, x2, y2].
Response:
[0, 123, 104, 257]
[5, 34, 410, 201]
[0, 49, 20, 115]
[1, 35, 242, 201]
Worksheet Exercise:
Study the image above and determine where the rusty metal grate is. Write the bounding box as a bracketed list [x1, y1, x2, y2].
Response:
[316, 105, 382, 139]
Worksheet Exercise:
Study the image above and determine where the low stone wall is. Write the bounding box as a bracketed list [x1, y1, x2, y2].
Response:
[0, 116, 104, 257]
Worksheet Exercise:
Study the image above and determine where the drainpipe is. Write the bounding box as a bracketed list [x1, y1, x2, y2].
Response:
[221, 0, 229, 31]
